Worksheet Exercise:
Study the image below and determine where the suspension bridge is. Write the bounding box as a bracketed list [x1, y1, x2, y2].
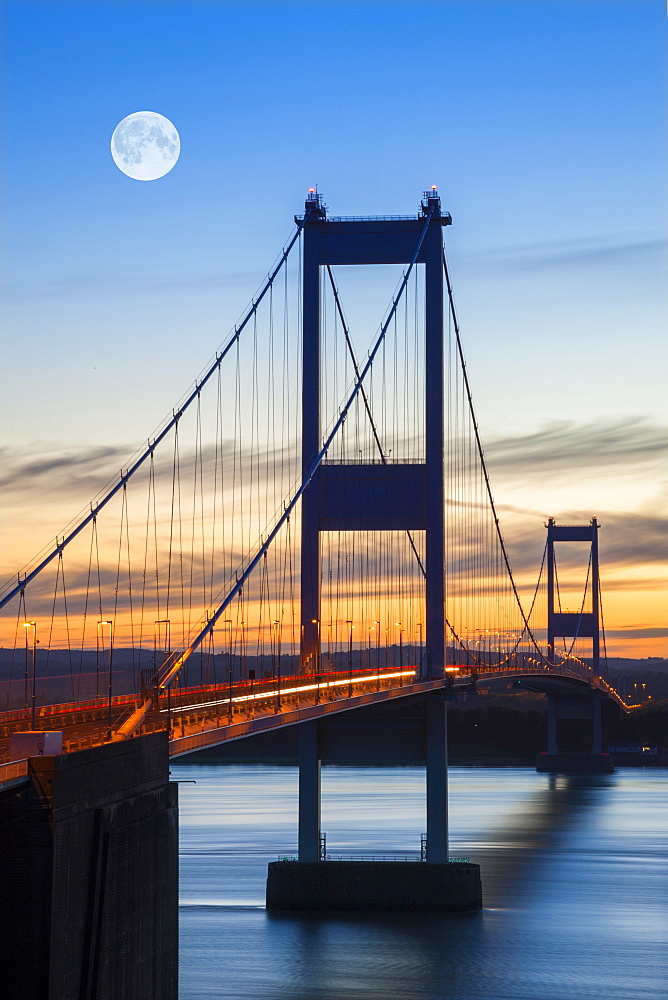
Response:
[0, 188, 624, 758]
[0, 189, 629, 996]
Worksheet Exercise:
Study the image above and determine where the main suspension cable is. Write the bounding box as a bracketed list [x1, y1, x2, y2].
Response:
[442, 248, 551, 665]
[0, 223, 304, 611]
[112, 207, 435, 738]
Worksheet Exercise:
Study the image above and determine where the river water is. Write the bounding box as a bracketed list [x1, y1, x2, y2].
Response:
[177, 765, 666, 999]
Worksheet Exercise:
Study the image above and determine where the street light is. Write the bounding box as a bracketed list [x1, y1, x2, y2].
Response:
[155, 620, 171, 734]
[416, 622, 423, 679]
[374, 622, 381, 688]
[395, 623, 403, 684]
[239, 621, 254, 716]
[223, 620, 233, 723]
[201, 614, 214, 706]
[346, 621, 353, 697]
[22, 622, 37, 730]
[200, 614, 212, 687]
[154, 620, 171, 670]
[327, 621, 333, 679]
[240, 621, 247, 682]
[273, 620, 281, 713]
[312, 619, 320, 704]
[98, 620, 114, 740]
[200, 611, 220, 725]
[370, 623, 380, 691]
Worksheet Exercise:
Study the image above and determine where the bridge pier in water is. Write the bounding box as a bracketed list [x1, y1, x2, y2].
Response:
[537, 690, 613, 773]
[266, 693, 481, 912]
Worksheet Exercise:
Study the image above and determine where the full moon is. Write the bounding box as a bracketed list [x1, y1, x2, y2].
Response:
[111, 111, 180, 181]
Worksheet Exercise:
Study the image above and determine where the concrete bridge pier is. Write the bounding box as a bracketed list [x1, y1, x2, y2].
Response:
[297, 720, 321, 862]
[266, 694, 482, 911]
[537, 691, 613, 774]
[425, 691, 448, 863]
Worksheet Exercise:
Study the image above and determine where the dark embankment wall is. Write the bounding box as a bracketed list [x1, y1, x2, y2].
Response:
[0, 732, 178, 1000]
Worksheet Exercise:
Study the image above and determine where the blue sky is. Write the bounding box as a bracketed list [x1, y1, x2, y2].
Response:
[1, 1, 666, 654]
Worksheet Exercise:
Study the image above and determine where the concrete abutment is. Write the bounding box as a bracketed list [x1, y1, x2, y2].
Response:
[0, 732, 178, 1000]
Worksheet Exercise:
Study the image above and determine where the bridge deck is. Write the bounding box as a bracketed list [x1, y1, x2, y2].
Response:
[0, 661, 626, 787]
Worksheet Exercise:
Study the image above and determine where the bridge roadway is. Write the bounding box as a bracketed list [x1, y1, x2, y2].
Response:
[0, 660, 624, 782]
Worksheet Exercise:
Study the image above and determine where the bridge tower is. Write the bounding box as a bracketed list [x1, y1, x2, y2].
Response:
[547, 516, 600, 674]
[296, 190, 457, 867]
[299, 187, 451, 682]
[536, 517, 613, 773]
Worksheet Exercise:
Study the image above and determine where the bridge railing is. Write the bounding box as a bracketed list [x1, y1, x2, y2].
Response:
[0, 658, 630, 763]
[0, 758, 29, 784]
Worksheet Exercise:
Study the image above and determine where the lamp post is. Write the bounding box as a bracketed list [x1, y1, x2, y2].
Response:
[155, 619, 171, 734]
[395, 623, 403, 685]
[22, 622, 37, 730]
[223, 620, 233, 723]
[370, 623, 379, 691]
[154, 620, 171, 673]
[200, 614, 210, 688]
[202, 611, 220, 726]
[311, 619, 320, 704]
[416, 622, 423, 680]
[202, 616, 214, 719]
[396, 623, 403, 665]
[240, 621, 247, 682]
[240, 621, 254, 716]
[98, 620, 114, 740]
[346, 621, 353, 697]
[273, 620, 281, 713]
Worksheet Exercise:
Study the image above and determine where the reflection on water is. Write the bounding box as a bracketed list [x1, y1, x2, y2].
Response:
[178, 766, 667, 999]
